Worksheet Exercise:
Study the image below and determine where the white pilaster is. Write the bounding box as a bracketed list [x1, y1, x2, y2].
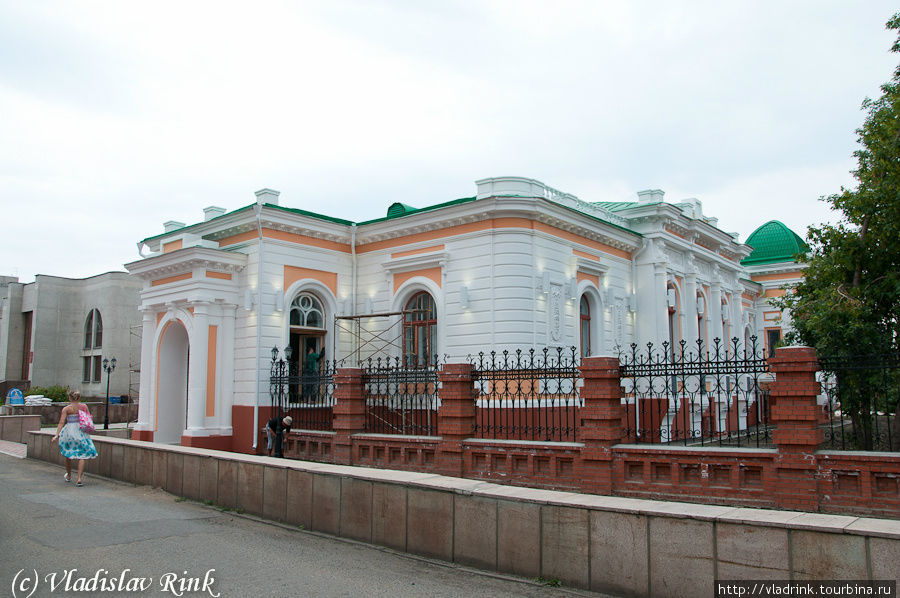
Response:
[220, 304, 236, 433]
[186, 303, 209, 434]
[134, 310, 157, 432]
[710, 283, 723, 347]
[683, 273, 699, 347]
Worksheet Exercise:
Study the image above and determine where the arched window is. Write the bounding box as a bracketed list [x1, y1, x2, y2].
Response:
[403, 292, 437, 367]
[290, 293, 325, 329]
[82, 309, 103, 383]
[579, 295, 591, 358]
[84, 309, 102, 349]
[288, 292, 327, 374]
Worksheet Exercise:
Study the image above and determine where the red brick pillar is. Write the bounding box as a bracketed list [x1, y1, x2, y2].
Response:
[769, 346, 823, 512]
[578, 356, 624, 495]
[437, 363, 476, 478]
[332, 368, 365, 465]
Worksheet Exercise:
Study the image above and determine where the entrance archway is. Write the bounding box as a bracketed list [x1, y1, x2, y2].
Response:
[156, 321, 189, 443]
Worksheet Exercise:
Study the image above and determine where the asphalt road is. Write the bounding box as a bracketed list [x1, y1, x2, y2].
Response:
[0, 454, 611, 598]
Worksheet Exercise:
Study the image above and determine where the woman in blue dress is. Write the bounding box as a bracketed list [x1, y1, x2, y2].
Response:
[52, 390, 97, 486]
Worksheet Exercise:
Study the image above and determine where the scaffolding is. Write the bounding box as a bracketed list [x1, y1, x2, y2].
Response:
[129, 324, 142, 402]
[334, 311, 413, 366]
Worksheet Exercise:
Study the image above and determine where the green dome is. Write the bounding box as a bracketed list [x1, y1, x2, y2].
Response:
[386, 202, 417, 218]
[741, 221, 809, 266]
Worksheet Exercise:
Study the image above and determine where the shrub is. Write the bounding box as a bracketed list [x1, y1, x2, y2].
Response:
[24, 385, 71, 402]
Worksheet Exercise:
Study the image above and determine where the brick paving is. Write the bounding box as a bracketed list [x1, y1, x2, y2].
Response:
[0, 439, 26, 458]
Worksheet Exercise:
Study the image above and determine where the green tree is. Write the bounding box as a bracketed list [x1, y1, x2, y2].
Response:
[778, 13, 900, 449]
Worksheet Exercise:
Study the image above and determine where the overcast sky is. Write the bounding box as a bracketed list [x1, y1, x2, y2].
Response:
[2, 1, 897, 283]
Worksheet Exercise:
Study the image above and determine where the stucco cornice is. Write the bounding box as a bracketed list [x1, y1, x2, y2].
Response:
[124, 247, 248, 281]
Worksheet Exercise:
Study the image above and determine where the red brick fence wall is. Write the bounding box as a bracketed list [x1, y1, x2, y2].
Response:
[273, 347, 900, 517]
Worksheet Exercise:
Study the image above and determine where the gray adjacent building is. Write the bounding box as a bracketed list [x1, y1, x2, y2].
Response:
[0, 272, 142, 399]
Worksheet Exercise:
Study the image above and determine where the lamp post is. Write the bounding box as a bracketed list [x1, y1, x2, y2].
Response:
[102, 357, 117, 430]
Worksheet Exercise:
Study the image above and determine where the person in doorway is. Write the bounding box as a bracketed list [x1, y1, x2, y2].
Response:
[266, 415, 292, 458]
[51, 390, 98, 486]
[302, 345, 325, 403]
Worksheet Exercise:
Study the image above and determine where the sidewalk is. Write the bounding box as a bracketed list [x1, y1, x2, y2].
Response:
[0, 438, 26, 458]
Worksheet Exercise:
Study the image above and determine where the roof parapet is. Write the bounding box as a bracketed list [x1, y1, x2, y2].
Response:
[637, 189, 665, 204]
[203, 206, 226, 221]
[255, 188, 280, 206]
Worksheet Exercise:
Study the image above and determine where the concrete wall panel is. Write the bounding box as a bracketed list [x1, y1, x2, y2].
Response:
[312, 474, 341, 535]
[263, 466, 287, 522]
[285, 469, 313, 529]
[237, 462, 264, 516]
[453, 495, 497, 570]
[372, 482, 406, 552]
[407, 488, 452, 560]
[497, 500, 540, 578]
[791, 531, 867, 580]
[648, 517, 714, 598]
[340, 477, 372, 542]
[590, 510, 649, 597]
[541, 505, 589, 589]
[716, 523, 789, 580]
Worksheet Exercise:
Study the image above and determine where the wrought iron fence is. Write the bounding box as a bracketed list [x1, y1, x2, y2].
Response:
[469, 347, 580, 443]
[619, 337, 772, 447]
[819, 353, 900, 452]
[269, 346, 336, 432]
[362, 355, 440, 436]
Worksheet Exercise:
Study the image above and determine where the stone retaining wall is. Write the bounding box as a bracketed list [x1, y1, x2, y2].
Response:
[0, 415, 40, 443]
[1, 402, 137, 426]
[26, 430, 900, 597]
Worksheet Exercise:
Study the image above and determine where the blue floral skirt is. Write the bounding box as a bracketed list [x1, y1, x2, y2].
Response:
[59, 422, 98, 459]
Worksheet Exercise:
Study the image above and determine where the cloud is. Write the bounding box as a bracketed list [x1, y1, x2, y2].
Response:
[0, 0, 896, 282]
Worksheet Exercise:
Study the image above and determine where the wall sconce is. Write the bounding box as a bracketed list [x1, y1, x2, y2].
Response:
[667, 289, 677, 308]
[275, 292, 284, 312]
[244, 289, 255, 311]
[460, 285, 469, 309]
[364, 297, 373, 314]
[626, 296, 635, 313]
[722, 309, 729, 321]
[696, 295, 705, 315]
[541, 272, 550, 295]
[568, 278, 578, 300]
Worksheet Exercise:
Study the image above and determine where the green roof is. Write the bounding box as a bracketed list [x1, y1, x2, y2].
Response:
[140, 193, 642, 246]
[593, 201, 641, 212]
[356, 196, 478, 225]
[741, 220, 809, 266]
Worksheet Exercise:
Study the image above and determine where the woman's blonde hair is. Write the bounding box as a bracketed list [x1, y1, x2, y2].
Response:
[68, 389, 82, 402]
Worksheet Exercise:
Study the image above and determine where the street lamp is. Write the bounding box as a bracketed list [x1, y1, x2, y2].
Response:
[102, 357, 117, 430]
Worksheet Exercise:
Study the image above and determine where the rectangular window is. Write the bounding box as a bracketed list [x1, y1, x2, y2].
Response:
[82, 357, 92, 383]
[92, 355, 102, 383]
[766, 329, 782, 359]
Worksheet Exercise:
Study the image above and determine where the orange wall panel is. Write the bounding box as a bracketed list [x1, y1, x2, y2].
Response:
[283, 265, 338, 296]
[163, 239, 183, 253]
[577, 272, 600, 288]
[206, 325, 218, 417]
[394, 267, 442, 291]
[150, 273, 192, 287]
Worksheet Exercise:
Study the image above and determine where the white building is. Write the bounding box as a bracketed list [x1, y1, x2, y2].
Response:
[125, 177, 804, 450]
[0, 273, 142, 399]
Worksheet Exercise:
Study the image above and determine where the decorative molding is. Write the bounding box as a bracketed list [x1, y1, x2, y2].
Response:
[125, 247, 247, 281]
[382, 250, 449, 275]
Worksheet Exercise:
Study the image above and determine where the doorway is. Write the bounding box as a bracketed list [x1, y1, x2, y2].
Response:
[156, 321, 189, 443]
